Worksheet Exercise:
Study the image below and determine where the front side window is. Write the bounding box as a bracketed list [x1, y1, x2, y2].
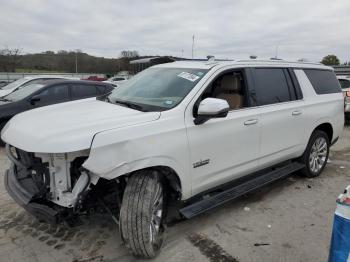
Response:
[37, 84, 69, 102]
[108, 67, 209, 111]
[304, 69, 341, 94]
[196, 70, 248, 112]
[254, 68, 292, 106]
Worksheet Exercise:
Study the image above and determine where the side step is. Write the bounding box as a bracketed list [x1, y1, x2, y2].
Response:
[180, 162, 304, 219]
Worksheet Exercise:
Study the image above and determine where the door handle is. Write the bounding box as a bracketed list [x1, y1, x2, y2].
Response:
[292, 110, 302, 116]
[244, 119, 258, 126]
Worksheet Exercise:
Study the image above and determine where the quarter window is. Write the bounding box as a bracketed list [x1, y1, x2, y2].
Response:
[254, 68, 292, 106]
[339, 79, 350, 90]
[304, 70, 341, 94]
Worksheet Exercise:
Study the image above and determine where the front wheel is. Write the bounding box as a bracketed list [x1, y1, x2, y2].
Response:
[300, 130, 330, 177]
[119, 170, 165, 258]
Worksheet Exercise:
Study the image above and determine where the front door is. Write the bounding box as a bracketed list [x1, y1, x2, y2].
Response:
[185, 69, 261, 196]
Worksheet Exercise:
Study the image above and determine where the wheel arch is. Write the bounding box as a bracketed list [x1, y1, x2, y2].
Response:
[313, 122, 333, 142]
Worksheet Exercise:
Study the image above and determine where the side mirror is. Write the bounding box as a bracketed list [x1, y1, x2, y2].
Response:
[30, 95, 41, 105]
[194, 98, 230, 125]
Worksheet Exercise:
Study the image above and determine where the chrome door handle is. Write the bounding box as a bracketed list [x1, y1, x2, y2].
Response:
[292, 110, 302, 116]
[244, 119, 258, 125]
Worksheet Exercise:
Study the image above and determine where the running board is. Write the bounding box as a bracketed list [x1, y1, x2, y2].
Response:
[180, 162, 304, 219]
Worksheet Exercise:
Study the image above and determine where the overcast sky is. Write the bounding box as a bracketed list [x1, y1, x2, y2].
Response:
[0, 0, 349, 62]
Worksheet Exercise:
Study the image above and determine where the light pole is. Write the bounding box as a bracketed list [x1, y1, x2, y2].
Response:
[75, 51, 78, 74]
[192, 35, 195, 59]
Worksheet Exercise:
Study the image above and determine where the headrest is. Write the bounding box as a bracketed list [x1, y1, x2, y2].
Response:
[220, 75, 241, 92]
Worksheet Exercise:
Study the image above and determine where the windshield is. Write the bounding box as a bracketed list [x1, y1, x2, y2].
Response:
[0, 78, 29, 90]
[108, 67, 208, 111]
[3, 84, 44, 101]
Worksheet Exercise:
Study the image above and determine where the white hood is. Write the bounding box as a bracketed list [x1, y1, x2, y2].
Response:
[0, 88, 14, 97]
[1, 98, 160, 153]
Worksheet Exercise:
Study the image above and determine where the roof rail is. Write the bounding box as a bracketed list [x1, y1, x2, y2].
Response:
[235, 59, 322, 66]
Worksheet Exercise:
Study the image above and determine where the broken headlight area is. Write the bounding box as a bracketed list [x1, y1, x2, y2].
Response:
[4, 144, 125, 225]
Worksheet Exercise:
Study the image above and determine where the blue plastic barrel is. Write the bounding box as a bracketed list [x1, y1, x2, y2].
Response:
[329, 190, 350, 262]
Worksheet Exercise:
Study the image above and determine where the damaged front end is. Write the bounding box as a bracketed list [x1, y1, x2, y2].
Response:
[4, 144, 123, 225]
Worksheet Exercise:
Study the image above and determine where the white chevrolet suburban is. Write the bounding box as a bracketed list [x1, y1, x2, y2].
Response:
[1, 59, 344, 258]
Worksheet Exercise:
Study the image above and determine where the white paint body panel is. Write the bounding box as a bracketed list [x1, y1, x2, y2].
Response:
[1, 98, 160, 153]
[1, 60, 344, 201]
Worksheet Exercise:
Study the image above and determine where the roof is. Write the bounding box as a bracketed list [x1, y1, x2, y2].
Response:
[154, 59, 332, 70]
[42, 79, 112, 86]
[23, 75, 79, 80]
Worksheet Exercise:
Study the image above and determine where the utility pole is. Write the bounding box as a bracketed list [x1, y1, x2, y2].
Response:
[75, 51, 78, 74]
[181, 49, 184, 58]
[275, 46, 279, 59]
[192, 35, 195, 59]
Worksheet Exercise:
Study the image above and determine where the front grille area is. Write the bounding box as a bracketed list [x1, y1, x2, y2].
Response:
[6, 144, 50, 198]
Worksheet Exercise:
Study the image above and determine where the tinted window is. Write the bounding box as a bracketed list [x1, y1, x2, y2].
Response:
[339, 79, 350, 89]
[304, 70, 341, 94]
[254, 68, 291, 105]
[96, 85, 106, 94]
[71, 84, 97, 99]
[36, 84, 69, 103]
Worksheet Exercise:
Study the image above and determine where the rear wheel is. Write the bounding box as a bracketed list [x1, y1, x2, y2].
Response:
[0, 121, 7, 147]
[300, 130, 330, 177]
[119, 170, 165, 258]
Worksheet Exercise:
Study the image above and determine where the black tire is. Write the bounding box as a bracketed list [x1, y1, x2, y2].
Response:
[0, 122, 6, 147]
[299, 130, 330, 177]
[120, 170, 165, 258]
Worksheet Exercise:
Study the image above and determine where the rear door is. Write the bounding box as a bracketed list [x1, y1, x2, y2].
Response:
[251, 67, 306, 168]
[70, 83, 99, 100]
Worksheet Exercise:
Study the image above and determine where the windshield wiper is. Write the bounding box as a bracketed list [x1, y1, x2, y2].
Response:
[114, 99, 148, 112]
[0, 97, 11, 102]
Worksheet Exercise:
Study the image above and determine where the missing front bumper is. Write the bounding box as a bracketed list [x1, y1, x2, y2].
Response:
[4, 165, 60, 224]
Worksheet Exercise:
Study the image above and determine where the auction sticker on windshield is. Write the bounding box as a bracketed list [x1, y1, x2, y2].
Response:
[178, 72, 200, 82]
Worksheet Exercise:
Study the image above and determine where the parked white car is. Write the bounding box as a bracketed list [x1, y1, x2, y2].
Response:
[1, 59, 344, 258]
[103, 75, 130, 86]
[337, 75, 350, 117]
[0, 75, 78, 97]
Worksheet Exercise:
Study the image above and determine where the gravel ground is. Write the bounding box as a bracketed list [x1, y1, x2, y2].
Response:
[0, 126, 349, 262]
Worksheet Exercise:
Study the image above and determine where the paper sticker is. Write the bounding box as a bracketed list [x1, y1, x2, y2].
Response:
[178, 72, 200, 82]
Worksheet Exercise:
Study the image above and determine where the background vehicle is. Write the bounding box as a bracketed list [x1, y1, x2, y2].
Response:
[83, 75, 107, 81]
[103, 75, 130, 86]
[0, 80, 114, 145]
[1, 59, 344, 258]
[0, 75, 78, 97]
[337, 75, 350, 118]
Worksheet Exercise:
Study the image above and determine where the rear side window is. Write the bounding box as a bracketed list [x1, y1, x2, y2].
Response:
[71, 84, 98, 99]
[254, 68, 292, 106]
[304, 70, 341, 94]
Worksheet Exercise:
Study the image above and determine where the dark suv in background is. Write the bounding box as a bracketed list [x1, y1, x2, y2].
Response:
[0, 80, 114, 144]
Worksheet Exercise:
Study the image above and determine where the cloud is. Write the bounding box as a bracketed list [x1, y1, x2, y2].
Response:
[0, 0, 349, 62]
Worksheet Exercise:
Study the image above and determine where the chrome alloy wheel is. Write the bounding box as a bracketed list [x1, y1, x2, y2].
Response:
[309, 137, 328, 173]
[149, 182, 164, 248]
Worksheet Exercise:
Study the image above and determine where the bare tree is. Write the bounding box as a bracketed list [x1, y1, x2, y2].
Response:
[0, 47, 21, 72]
[120, 50, 139, 58]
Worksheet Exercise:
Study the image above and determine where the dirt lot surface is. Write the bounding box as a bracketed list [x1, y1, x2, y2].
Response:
[1, 127, 350, 262]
